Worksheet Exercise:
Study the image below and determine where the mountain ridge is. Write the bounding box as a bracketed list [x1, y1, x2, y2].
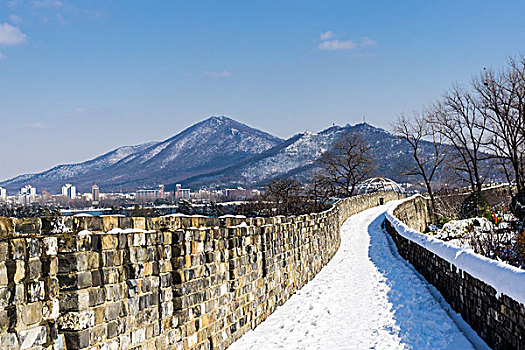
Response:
[0, 116, 283, 193]
[2, 116, 484, 193]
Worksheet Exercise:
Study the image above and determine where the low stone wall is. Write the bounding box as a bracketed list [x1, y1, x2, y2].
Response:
[0, 191, 401, 350]
[385, 196, 525, 350]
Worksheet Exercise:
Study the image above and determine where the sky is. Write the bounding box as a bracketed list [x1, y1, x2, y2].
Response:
[1, 0, 525, 180]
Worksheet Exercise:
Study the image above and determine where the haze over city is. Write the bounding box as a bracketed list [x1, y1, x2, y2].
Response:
[1, 1, 525, 180]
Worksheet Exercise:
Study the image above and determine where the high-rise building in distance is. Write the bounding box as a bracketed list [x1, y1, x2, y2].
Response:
[61, 183, 77, 199]
[92, 185, 100, 203]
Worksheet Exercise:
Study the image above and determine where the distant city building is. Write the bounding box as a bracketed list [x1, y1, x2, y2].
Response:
[19, 185, 37, 204]
[174, 184, 191, 199]
[224, 188, 260, 200]
[0, 187, 6, 202]
[61, 184, 77, 199]
[91, 185, 100, 203]
[135, 184, 174, 202]
[136, 189, 160, 202]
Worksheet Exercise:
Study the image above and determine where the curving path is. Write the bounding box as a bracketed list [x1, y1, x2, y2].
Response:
[229, 201, 485, 350]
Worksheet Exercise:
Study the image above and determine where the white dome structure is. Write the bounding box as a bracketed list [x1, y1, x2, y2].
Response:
[356, 177, 404, 194]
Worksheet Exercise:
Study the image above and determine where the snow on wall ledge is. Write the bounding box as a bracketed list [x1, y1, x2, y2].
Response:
[385, 195, 525, 350]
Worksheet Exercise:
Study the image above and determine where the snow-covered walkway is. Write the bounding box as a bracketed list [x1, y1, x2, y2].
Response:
[229, 202, 484, 350]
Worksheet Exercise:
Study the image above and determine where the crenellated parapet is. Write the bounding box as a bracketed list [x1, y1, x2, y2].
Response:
[0, 191, 401, 350]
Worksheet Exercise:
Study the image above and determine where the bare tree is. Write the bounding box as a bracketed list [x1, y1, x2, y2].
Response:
[474, 59, 525, 192]
[317, 132, 375, 198]
[308, 173, 334, 211]
[432, 85, 492, 193]
[392, 111, 445, 214]
[264, 178, 303, 215]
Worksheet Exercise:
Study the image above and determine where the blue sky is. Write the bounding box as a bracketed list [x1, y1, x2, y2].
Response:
[1, 1, 525, 180]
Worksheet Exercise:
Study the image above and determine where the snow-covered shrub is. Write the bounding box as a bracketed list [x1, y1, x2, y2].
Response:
[459, 192, 491, 219]
[432, 217, 492, 246]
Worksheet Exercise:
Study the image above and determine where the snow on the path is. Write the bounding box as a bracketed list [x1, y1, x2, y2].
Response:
[229, 203, 480, 350]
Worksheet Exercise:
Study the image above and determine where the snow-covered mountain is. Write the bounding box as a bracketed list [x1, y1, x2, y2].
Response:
[1, 142, 157, 191]
[4, 116, 492, 193]
[0, 116, 283, 192]
[179, 122, 458, 189]
[180, 123, 385, 188]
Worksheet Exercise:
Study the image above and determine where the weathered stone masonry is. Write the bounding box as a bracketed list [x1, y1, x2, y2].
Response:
[0, 192, 401, 350]
[385, 196, 525, 350]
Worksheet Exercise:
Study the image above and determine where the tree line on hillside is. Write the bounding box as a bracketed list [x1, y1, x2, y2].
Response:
[241, 132, 376, 217]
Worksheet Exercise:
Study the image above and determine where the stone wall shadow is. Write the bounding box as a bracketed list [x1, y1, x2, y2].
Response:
[367, 213, 474, 350]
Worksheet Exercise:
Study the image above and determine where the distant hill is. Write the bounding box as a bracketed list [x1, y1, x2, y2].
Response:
[0, 116, 283, 193]
[178, 122, 438, 189]
[1, 116, 499, 193]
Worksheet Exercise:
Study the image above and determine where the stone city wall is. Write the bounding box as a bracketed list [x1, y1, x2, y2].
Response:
[385, 196, 525, 350]
[0, 191, 401, 350]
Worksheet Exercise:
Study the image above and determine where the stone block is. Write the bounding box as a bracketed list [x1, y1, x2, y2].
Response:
[100, 339, 119, 350]
[13, 218, 41, 235]
[46, 276, 60, 297]
[26, 280, 45, 302]
[41, 216, 68, 235]
[105, 302, 121, 321]
[0, 263, 7, 286]
[59, 253, 89, 273]
[63, 329, 90, 350]
[27, 259, 42, 280]
[90, 323, 107, 344]
[91, 270, 102, 287]
[83, 217, 103, 232]
[10, 239, 26, 260]
[0, 243, 7, 262]
[132, 217, 146, 230]
[21, 302, 43, 326]
[0, 218, 14, 238]
[58, 234, 92, 253]
[102, 216, 120, 232]
[87, 251, 100, 269]
[43, 299, 60, 320]
[27, 238, 41, 258]
[101, 235, 118, 250]
[106, 320, 119, 339]
[60, 290, 90, 311]
[19, 325, 47, 349]
[103, 250, 120, 267]
[132, 233, 146, 247]
[78, 271, 93, 288]
[42, 256, 58, 277]
[58, 310, 95, 330]
[13, 283, 25, 303]
[118, 217, 133, 230]
[102, 268, 119, 284]
[131, 327, 146, 346]
[88, 286, 106, 307]
[119, 333, 131, 350]
[0, 309, 8, 332]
